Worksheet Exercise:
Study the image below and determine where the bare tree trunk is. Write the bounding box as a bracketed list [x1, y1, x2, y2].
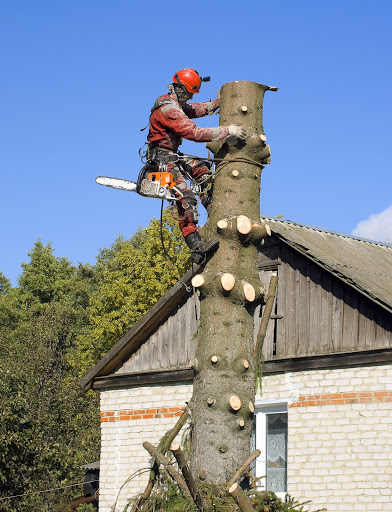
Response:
[190, 81, 276, 482]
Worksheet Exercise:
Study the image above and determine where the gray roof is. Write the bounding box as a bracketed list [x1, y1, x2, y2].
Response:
[81, 217, 392, 389]
[261, 216, 392, 313]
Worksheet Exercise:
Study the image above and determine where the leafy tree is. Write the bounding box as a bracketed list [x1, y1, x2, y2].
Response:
[0, 243, 100, 511]
[75, 209, 190, 373]
[0, 212, 190, 511]
[0, 273, 10, 295]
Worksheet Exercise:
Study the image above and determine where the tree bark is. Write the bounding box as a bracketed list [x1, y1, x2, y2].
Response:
[228, 483, 257, 512]
[171, 442, 203, 510]
[142, 442, 193, 501]
[190, 81, 275, 482]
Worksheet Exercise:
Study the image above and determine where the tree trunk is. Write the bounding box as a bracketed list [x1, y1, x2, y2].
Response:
[190, 81, 275, 482]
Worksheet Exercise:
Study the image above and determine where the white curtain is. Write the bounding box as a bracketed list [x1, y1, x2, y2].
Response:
[266, 413, 288, 492]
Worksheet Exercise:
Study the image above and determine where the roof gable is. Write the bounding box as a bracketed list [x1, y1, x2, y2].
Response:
[262, 217, 392, 313]
[81, 219, 392, 389]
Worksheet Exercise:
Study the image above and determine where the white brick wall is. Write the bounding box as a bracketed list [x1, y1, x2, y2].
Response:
[257, 364, 392, 512]
[98, 364, 392, 512]
[99, 383, 193, 512]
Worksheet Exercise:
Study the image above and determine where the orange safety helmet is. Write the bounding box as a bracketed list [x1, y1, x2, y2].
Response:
[173, 68, 202, 94]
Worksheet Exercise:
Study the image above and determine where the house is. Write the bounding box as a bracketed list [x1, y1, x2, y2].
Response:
[81, 217, 392, 512]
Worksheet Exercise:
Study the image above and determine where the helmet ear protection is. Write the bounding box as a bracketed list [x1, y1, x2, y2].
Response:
[173, 69, 210, 93]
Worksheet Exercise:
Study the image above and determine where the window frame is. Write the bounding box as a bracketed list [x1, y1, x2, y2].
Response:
[254, 400, 289, 499]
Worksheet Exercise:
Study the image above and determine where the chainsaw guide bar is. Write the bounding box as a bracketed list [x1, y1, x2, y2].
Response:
[96, 176, 137, 192]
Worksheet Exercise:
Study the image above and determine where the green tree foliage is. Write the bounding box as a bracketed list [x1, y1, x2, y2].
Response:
[127, 479, 316, 512]
[75, 209, 190, 373]
[0, 211, 189, 511]
[0, 242, 100, 511]
[0, 273, 11, 295]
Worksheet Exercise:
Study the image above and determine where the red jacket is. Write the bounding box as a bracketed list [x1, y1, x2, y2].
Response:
[148, 94, 229, 152]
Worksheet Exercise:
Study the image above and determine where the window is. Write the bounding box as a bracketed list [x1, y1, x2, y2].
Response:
[254, 402, 288, 497]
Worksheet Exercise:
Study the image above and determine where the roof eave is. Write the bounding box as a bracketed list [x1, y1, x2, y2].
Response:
[80, 262, 202, 390]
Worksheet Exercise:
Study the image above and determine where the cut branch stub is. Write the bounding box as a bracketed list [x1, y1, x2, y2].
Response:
[143, 442, 192, 500]
[228, 449, 261, 487]
[231, 170, 240, 178]
[198, 469, 207, 480]
[228, 483, 257, 512]
[131, 408, 190, 512]
[229, 395, 242, 412]
[236, 215, 271, 245]
[242, 359, 250, 370]
[237, 215, 252, 236]
[260, 144, 271, 161]
[211, 355, 219, 364]
[217, 219, 229, 233]
[237, 419, 245, 429]
[242, 283, 256, 303]
[252, 223, 271, 240]
[191, 274, 206, 289]
[220, 273, 236, 292]
[248, 401, 255, 414]
[171, 442, 204, 510]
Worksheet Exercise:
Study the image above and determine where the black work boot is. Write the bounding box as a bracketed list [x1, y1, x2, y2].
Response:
[198, 174, 214, 211]
[184, 232, 219, 264]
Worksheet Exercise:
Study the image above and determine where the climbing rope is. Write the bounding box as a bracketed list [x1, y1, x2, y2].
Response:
[159, 200, 191, 292]
[180, 151, 266, 169]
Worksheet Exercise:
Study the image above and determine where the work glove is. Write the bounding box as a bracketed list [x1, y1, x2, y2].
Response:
[228, 125, 246, 139]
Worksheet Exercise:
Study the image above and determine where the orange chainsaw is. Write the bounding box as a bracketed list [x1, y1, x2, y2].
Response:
[96, 163, 182, 201]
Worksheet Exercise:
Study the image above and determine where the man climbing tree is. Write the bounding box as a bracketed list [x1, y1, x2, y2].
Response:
[147, 68, 246, 263]
[132, 81, 278, 512]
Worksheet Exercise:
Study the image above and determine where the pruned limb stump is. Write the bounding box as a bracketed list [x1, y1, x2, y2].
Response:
[221, 273, 236, 292]
[228, 449, 261, 487]
[255, 272, 278, 357]
[217, 219, 229, 233]
[191, 274, 206, 289]
[255, 272, 279, 391]
[131, 408, 189, 512]
[236, 215, 271, 244]
[229, 395, 242, 411]
[236, 215, 253, 235]
[143, 442, 192, 501]
[242, 283, 256, 303]
[198, 468, 207, 480]
[170, 442, 204, 510]
[228, 483, 257, 512]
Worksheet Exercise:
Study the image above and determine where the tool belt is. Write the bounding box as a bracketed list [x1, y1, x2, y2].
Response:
[148, 146, 180, 165]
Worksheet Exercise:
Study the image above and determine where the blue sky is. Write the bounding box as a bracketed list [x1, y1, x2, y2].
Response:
[1, 1, 391, 285]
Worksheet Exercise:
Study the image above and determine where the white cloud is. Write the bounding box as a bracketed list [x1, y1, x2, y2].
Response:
[351, 204, 392, 244]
